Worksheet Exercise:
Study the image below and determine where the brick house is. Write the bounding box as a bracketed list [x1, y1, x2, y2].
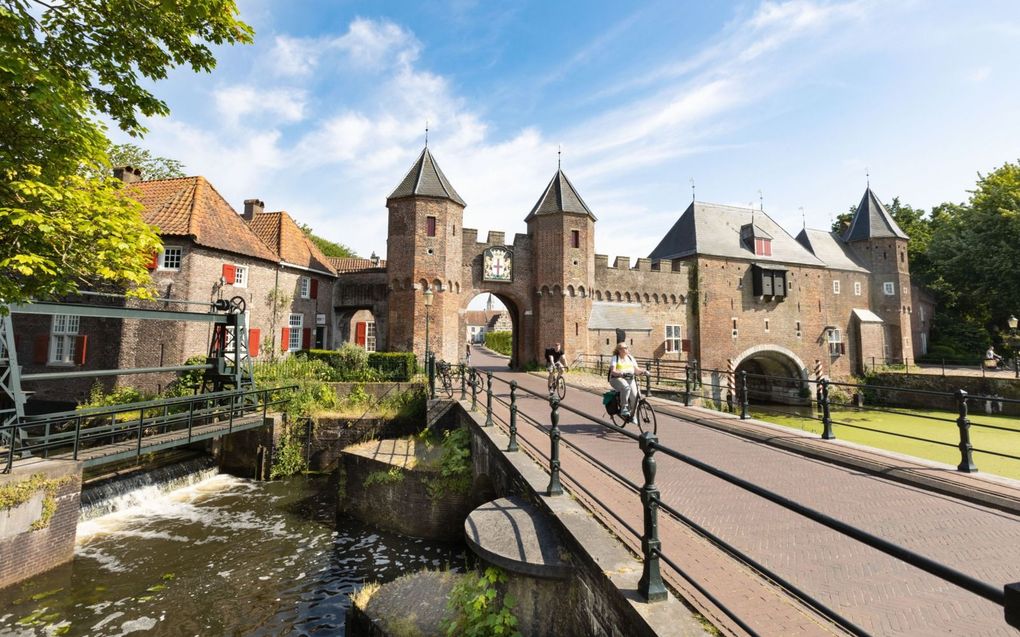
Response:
[334, 147, 933, 387]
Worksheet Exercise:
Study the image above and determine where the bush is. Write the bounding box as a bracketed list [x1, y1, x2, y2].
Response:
[442, 567, 521, 637]
[367, 352, 418, 381]
[485, 331, 512, 356]
[302, 344, 377, 381]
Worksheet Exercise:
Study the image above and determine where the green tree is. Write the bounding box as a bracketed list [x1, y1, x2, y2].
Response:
[298, 223, 358, 258]
[108, 143, 186, 180]
[0, 0, 253, 306]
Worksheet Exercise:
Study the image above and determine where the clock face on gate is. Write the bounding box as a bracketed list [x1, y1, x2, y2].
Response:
[482, 247, 513, 282]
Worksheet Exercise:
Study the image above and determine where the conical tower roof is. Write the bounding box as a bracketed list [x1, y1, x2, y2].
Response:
[524, 169, 597, 222]
[387, 147, 465, 206]
[843, 187, 907, 242]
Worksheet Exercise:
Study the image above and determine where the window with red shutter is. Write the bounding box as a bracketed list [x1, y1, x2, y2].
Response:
[310, 279, 318, 299]
[571, 230, 580, 248]
[74, 335, 88, 365]
[249, 328, 261, 357]
[146, 252, 159, 270]
[281, 327, 290, 351]
[426, 216, 437, 237]
[302, 328, 311, 349]
[222, 264, 236, 284]
[33, 334, 49, 364]
[355, 322, 367, 347]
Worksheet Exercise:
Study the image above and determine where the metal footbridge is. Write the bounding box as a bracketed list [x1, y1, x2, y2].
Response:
[1, 294, 295, 472]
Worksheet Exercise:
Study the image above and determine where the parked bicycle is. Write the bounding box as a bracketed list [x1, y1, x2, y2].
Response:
[548, 365, 567, 400]
[603, 373, 657, 434]
[435, 360, 455, 398]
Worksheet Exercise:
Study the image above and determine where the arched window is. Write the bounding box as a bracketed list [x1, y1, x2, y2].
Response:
[567, 285, 576, 297]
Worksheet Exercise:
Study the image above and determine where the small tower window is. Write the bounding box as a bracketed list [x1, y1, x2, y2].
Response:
[755, 237, 772, 256]
[426, 216, 437, 237]
[571, 230, 580, 248]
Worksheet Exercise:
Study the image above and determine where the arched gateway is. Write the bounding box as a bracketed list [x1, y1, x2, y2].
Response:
[333, 146, 929, 381]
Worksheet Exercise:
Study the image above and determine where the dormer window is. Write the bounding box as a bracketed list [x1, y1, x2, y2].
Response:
[741, 222, 773, 256]
[754, 237, 772, 256]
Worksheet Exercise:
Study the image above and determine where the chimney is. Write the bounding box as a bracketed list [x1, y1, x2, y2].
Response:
[113, 165, 142, 184]
[242, 198, 264, 221]
[370, 251, 380, 267]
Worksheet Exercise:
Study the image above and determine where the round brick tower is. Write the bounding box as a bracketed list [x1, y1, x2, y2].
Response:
[385, 147, 465, 364]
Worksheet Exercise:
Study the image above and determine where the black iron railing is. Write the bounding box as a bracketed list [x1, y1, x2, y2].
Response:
[1, 385, 297, 473]
[459, 365, 1019, 632]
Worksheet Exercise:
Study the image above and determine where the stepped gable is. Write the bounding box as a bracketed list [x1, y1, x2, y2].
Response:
[330, 257, 387, 273]
[248, 211, 337, 276]
[843, 187, 908, 242]
[795, 228, 869, 272]
[524, 168, 597, 222]
[387, 147, 465, 206]
[648, 201, 824, 267]
[126, 177, 278, 262]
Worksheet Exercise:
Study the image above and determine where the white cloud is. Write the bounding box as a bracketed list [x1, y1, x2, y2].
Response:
[213, 85, 307, 126]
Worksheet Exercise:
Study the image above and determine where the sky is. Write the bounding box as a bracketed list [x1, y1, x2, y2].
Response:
[116, 0, 1020, 292]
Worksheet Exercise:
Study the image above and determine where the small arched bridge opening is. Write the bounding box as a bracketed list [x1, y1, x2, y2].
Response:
[733, 346, 810, 406]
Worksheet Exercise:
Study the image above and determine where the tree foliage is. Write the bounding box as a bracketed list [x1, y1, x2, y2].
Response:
[108, 143, 186, 180]
[298, 223, 358, 258]
[0, 0, 252, 305]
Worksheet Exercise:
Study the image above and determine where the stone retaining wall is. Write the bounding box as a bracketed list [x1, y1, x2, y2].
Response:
[868, 373, 1020, 415]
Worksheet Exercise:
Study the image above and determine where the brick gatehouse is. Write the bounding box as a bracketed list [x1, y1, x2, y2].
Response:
[334, 147, 933, 383]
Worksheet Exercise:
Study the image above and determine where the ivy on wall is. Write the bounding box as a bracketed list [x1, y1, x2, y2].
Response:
[0, 474, 73, 531]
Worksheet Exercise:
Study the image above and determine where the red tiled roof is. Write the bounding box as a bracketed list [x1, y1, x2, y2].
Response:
[330, 257, 386, 273]
[249, 211, 337, 276]
[126, 177, 278, 263]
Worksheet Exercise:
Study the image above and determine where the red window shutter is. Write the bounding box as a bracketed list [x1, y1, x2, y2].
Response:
[281, 327, 290, 351]
[840, 342, 846, 355]
[146, 252, 159, 270]
[74, 335, 88, 365]
[33, 334, 49, 364]
[302, 328, 311, 349]
[426, 216, 436, 237]
[355, 322, 367, 346]
[249, 328, 261, 357]
[310, 279, 318, 299]
[222, 264, 236, 284]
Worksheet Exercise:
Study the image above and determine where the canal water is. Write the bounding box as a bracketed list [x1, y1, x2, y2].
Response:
[0, 471, 465, 636]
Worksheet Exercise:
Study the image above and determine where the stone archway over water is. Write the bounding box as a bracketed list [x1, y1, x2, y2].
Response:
[733, 345, 810, 405]
[462, 292, 526, 369]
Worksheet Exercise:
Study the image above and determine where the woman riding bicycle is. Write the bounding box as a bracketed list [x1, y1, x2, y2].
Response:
[608, 342, 647, 419]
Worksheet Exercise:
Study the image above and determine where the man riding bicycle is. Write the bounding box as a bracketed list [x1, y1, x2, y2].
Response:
[545, 342, 568, 397]
[608, 342, 647, 419]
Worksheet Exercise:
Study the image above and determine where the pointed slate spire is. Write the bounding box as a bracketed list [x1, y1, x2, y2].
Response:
[524, 169, 597, 222]
[844, 187, 907, 242]
[387, 147, 465, 206]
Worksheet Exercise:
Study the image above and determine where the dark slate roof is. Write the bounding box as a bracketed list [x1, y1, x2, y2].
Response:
[524, 169, 597, 222]
[795, 228, 869, 273]
[648, 201, 824, 267]
[387, 147, 466, 206]
[843, 187, 908, 242]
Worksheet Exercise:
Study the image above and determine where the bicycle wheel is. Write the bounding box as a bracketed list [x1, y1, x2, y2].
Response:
[555, 376, 566, 400]
[635, 399, 657, 435]
[440, 373, 454, 398]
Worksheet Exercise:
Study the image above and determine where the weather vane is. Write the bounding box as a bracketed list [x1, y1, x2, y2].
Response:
[690, 177, 695, 202]
[800, 206, 806, 229]
[425, 120, 429, 147]
[557, 144, 561, 170]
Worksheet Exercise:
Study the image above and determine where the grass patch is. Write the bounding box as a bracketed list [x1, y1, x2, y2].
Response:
[751, 406, 1020, 480]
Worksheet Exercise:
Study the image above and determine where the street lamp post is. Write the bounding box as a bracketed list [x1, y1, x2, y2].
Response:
[1009, 314, 1018, 379]
[424, 289, 435, 397]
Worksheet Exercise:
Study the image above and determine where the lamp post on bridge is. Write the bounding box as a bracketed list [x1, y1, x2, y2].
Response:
[1008, 314, 1019, 379]
[424, 288, 435, 397]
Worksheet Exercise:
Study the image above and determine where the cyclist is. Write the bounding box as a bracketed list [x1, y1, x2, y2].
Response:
[608, 342, 647, 419]
[545, 342, 568, 397]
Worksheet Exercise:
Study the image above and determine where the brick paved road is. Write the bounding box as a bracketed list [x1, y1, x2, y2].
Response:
[468, 350, 1020, 636]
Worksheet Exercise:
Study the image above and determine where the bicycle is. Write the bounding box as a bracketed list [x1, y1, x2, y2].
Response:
[547, 364, 567, 400]
[435, 360, 455, 398]
[605, 373, 657, 434]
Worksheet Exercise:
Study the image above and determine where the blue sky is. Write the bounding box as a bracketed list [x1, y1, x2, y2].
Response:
[118, 0, 1020, 273]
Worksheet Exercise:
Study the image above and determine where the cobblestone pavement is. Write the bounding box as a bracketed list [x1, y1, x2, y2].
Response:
[468, 349, 1020, 637]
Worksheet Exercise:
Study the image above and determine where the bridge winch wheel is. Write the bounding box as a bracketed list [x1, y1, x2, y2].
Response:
[229, 296, 246, 314]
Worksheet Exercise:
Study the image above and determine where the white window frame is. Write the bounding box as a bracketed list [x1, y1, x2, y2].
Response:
[232, 265, 248, 288]
[853, 281, 862, 296]
[366, 321, 377, 352]
[299, 276, 311, 299]
[832, 280, 841, 294]
[828, 328, 842, 356]
[883, 282, 895, 296]
[159, 246, 183, 271]
[288, 313, 303, 351]
[50, 314, 80, 364]
[664, 324, 681, 353]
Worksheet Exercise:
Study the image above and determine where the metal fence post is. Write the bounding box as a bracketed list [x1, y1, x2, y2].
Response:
[740, 370, 749, 420]
[684, 364, 691, 406]
[956, 389, 977, 473]
[460, 363, 467, 400]
[638, 431, 668, 601]
[692, 359, 700, 388]
[471, 370, 478, 411]
[655, 358, 661, 384]
[1006, 582, 1020, 628]
[547, 397, 563, 496]
[428, 351, 436, 399]
[508, 381, 519, 452]
[645, 362, 652, 395]
[821, 379, 835, 439]
[485, 371, 494, 426]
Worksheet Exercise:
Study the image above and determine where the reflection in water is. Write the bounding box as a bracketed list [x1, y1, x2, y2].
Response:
[0, 473, 464, 637]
